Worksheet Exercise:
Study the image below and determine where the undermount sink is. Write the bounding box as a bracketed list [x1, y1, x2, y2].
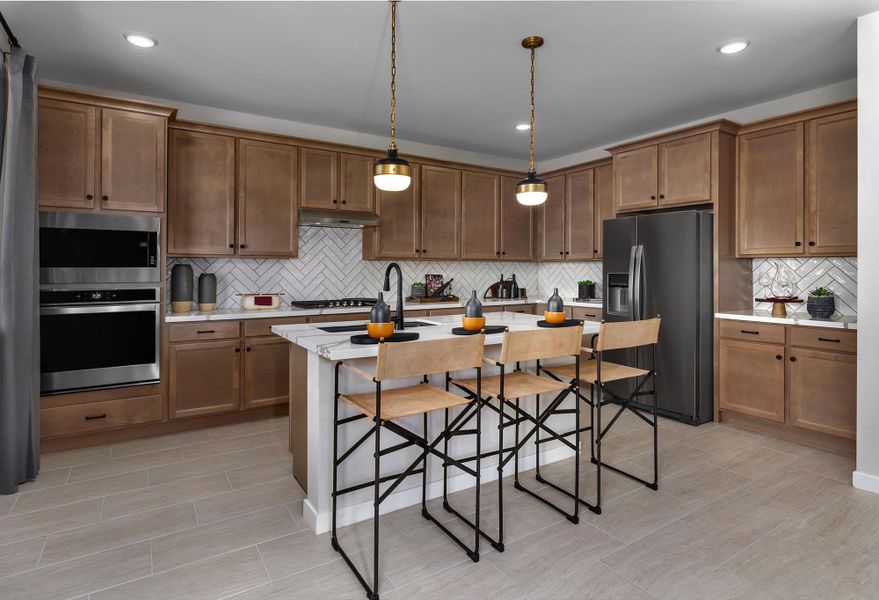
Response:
[317, 320, 439, 333]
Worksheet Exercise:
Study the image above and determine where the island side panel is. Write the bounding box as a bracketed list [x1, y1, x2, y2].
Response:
[290, 343, 309, 491]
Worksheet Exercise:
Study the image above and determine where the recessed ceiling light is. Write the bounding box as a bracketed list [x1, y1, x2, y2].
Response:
[124, 33, 158, 48]
[718, 40, 749, 54]
[515, 123, 531, 131]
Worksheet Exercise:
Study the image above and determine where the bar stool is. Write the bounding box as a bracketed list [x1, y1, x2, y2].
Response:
[452, 325, 584, 551]
[541, 317, 661, 513]
[332, 335, 485, 600]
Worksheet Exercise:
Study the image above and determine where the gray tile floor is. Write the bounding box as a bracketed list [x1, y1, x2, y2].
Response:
[0, 413, 875, 600]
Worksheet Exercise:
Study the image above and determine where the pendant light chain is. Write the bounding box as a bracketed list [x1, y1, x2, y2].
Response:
[529, 45, 536, 173]
[389, 0, 398, 151]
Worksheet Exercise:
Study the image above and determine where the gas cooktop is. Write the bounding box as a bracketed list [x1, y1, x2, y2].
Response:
[290, 297, 377, 309]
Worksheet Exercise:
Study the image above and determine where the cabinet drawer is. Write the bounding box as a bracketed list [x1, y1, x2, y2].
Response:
[789, 327, 856, 353]
[428, 307, 464, 316]
[42, 395, 163, 438]
[570, 306, 602, 322]
[244, 316, 307, 337]
[504, 304, 535, 314]
[169, 321, 241, 342]
[717, 320, 785, 344]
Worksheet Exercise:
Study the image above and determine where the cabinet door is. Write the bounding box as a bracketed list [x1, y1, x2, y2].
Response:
[243, 337, 290, 409]
[658, 133, 711, 207]
[339, 153, 375, 212]
[718, 339, 785, 422]
[169, 339, 241, 418]
[807, 112, 857, 256]
[592, 163, 613, 259]
[300, 148, 339, 209]
[461, 171, 500, 260]
[737, 123, 805, 256]
[613, 145, 658, 212]
[37, 99, 97, 209]
[565, 169, 594, 260]
[168, 130, 236, 256]
[238, 140, 298, 257]
[788, 348, 856, 439]
[100, 109, 166, 212]
[537, 175, 566, 260]
[420, 165, 461, 259]
[375, 164, 420, 259]
[500, 176, 534, 260]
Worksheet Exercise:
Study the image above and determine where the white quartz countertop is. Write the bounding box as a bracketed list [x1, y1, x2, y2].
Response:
[715, 310, 857, 330]
[272, 312, 600, 361]
[164, 297, 603, 323]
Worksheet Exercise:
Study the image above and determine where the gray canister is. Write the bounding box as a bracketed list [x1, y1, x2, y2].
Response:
[547, 288, 565, 313]
[171, 264, 194, 313]
[198, 273, 217, 312]
[465, 290, 483, 318]
[371, 292, 391, 323]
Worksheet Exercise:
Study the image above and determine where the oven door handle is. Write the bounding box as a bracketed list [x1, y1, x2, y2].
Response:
[40, 303, 160, 316]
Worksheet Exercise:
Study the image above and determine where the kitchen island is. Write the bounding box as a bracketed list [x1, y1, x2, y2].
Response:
[272, 312, 600, 534]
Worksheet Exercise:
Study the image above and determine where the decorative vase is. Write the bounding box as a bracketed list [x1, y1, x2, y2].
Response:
[547, 288, 565, 313]
[371, 292, 391, 323]
[510, 275, 520, 299]
[170, 264, 193, 314]
[498, 273, 507, 298]
[198, 273, 217, 312]
[807, 294, 835, 319]
[465, 290, 483, 318]
[578, 282, 596, 300]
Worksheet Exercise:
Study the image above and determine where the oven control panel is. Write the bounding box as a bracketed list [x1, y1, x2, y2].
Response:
[40, 288, 159, 306]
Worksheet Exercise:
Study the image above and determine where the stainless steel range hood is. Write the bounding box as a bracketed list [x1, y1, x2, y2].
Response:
[299, 208, 380, 229]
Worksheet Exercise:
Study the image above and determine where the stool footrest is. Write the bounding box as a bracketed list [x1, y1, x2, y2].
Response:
[334, 467, 425, 497]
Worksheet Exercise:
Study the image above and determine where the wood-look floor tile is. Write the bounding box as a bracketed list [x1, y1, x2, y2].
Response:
[597, 427, 682, 463]
[597, 409, 653, 440]
[582, 488, 696, 544]
[488, 520, 623, 595]
[68, 448, 184, 483]
[602, 521, 743, 600]
[622, 442, 711, 479]
[704, 443, 799, 479]
[257, 530, 344, 581]
[12, 470, 149, 515]
[16, 468, 71, 492]
[739, 465, 846, 510]
[91, 546, 270, 600]
[208, 418, 287, 441]
[0, 541, 151, 600]
[660, 462, 751, 507]
[0, 535, 46, 578]
[683, 426, 763, 458]
[40, 502, 197, 566]
[147, 445, 288, 485]
[109, 430, 213, 459]
[226, 457, 293, 489]
[40, 446, 112, 471]
[101, 472, 232, 519]
[181, 431, 281, 461]
[0, 497, 103, 545]
[787, 484, 879, 555]
[790, 447, 855, 483]
[151, 504, 298, 572]
[193, 478, 304, 524]
[528, 559, 654, 600]
[750, 433, 814, 457]
[384, 560, 524, 600]
[478, 491, 566, 544]
[683, 490, 795, 547]
[0, 492, 17, 516]
[670, 566, 784, 600]
[656, 417, 716, 439]
[378, 523, 476, 588]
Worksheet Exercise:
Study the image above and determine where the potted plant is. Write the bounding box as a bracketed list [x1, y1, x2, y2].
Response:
[807, 287, 835, 319]
[410, 282, 426, 299]
[577, 279, 596, 300]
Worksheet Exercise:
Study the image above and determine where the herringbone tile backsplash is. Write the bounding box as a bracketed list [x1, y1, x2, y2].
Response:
[752, 257, 857, 316]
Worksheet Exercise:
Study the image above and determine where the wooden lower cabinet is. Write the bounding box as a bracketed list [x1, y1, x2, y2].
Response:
[788, 348, 856, 439]
[169, 338, 241, 418]
[244, 337, 290, 409]
[718, 338, 785, 423]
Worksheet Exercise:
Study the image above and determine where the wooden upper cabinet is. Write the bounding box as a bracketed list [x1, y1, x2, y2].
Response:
[339, 153, 375, 212]
[461, 171, 500, 260]
[658, 133, 711, 207]
[37, 99, 97, 209]
[718, 338, 785, 423]
[374, 164, 420, 259]
[420, 165, 461, 259]
[237, 140, 298, 258]
[593, 163, 613, 259]
[500, 176, 534, 261]
[169, 339, 241, 419]
[300, 147, 338, 209]
[614, 145, 658, 212]
[100, 109, 166, 212]
[807, 112, 857, 255]
[168, 129, 236, 256]
[538, 175, 566, 260]
[737, 123, 805, 256]
[788, 348, 856, 439]
[565, 169, 594, 260]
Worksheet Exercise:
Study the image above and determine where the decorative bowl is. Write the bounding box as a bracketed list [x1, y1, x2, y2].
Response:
[366, 322, 395, 339]
[544, 311, 566, 324]
[462, 316, 486, 331]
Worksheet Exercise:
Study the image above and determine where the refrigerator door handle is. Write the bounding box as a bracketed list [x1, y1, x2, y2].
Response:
[633, 244, 644, 321]
[627, 245, 637, 320]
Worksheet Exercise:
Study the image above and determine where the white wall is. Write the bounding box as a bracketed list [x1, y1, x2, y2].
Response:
[855, 11, 879, 495]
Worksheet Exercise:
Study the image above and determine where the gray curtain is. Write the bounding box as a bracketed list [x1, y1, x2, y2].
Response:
[0, 47, 39, 495]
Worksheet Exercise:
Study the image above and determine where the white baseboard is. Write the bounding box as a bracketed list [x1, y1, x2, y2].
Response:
[853, 470, 879, 495]
[304, 444, 575, 535]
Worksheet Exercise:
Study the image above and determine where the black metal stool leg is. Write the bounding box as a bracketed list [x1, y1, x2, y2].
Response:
[442, 407, 450, 510]
[371, 382, 382, 600]
[332, 363, 341, 551]
[495, 368, 505, 552]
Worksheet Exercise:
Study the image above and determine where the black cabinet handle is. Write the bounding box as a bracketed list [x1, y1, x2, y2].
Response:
[659, 194, 665, 199]
[240, 244, 247, 249]
[559, 251, 564, 255]
[776, 355, 782, 360]
[196, 330, 215, 334]
[818, 337, 841, 343]
[809, 241, 816, 246]
[229, 244, 234, 249]
[102, 195, 109, 201]
[795, 241, 802, 247]
[86, 194, 93, 200]
[740, 329, 760, 335]
[650, 195, 656, 200]
[789, 356, 797, 362]
[422, 249, 427, 254]
[502, 251, 506, 255]
[85, 414, 107, 421]
[496, 251, 501, 256]
[246, 347, 252, 352]
[235, 347, 241, 353]
[332, 199, 338, 204]
[341, 200, 347, 204]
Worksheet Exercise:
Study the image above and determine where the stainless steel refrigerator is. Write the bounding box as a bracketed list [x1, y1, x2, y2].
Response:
[602, 211, 713, 424]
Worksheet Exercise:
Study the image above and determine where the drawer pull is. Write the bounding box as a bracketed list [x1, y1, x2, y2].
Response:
[584, 313, 597, 318]
[776, 355, 782, 360]
[817, 337, 840, 343]
[789, 356, 797, 362]
[84, 414, 107, 421]
[740, 329, 760, 335]
[196, 330, 216, 334]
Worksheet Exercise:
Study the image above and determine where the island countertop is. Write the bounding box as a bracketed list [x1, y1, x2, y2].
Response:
[272, 312, 601, 361]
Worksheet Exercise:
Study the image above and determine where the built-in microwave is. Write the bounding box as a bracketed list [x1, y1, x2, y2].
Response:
[39, 212, 160, 284]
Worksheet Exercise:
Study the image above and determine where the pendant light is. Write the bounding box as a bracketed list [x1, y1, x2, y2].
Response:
[516, 36, 548, 206]
[374, 0, 412, 192]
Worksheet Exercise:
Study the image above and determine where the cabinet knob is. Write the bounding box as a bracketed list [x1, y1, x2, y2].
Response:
[235, 347, 241, 353]
[501, 251, 506, 255]
[228, 244, 234, 249]
[795, 241, 802, 247]
[246, 347, 252, 352]
[422, 249, 427, 254]
[564, 251, 570, 255]
[240, 244, 247, 249]
[496, 251, 501, 256]
[332, 199, 338, 204]
[341, 200, 347, 205]
[102, 195, 109, 201]
[789, 356, 797, 362]
[659, 194, 665, 199]
[809, 241, 816, 246]
[86, 194, 93, 200]
[650, 195, 656, 200]
[776, 355, 782, 360]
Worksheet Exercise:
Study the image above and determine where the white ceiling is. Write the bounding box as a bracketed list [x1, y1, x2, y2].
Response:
[4, 1, 878, 160]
